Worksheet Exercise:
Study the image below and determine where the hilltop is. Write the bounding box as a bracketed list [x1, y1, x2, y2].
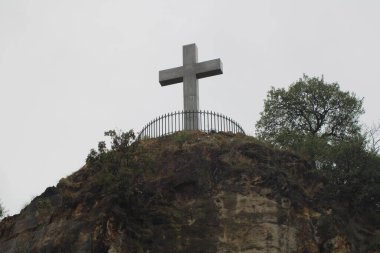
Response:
[0, 132, 378, 252]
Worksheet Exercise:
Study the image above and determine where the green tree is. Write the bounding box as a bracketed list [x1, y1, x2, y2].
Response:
[255, 75, 379, 214]
[322, 135, 380, 212]
[256, 75, 364, 149]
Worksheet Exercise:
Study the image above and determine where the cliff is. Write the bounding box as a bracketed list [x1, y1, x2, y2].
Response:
[0, 132, 378, 252]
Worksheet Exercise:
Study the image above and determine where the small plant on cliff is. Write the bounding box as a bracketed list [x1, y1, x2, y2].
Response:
[85, 129, 143, 207]
[104, 130, 135, 152]
[0, 200, 5, 219]
[86, 129, 136, 167]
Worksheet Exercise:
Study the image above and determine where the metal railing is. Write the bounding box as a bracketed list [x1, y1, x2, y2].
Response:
[138, 110, 245, 139]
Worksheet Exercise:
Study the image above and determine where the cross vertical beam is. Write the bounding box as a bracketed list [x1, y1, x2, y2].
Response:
[183, 44, 199, 113]
[183, 44, 199, 130]
[159, 43, 223, 130]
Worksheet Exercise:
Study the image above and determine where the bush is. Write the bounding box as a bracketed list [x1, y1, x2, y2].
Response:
[86, 129, 136, 167]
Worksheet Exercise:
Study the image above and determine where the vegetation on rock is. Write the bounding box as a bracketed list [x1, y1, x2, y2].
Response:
[0, 201, 4, 219]
[256, 75, 380, 251]
[256, 74, 364, 147]
[0, 131, 379, 252]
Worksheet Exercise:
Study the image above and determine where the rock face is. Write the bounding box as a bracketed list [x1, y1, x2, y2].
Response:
[0, 132, 377, 252]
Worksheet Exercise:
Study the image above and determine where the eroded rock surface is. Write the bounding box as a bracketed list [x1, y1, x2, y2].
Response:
[0, 132, 377, 252]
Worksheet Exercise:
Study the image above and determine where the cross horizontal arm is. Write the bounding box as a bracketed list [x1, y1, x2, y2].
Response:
[159, 66, 184, 86]
[195, 59, 223, 79]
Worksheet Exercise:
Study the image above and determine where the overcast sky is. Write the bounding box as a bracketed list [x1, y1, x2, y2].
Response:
[1, 0, 379, 215]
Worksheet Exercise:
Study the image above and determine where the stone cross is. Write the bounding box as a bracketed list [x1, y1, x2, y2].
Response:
[159, 43, 223, 130]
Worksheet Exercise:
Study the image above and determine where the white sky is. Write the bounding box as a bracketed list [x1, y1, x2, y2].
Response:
[0, 0, 379, 215]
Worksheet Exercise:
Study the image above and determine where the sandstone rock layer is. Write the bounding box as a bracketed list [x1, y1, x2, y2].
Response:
[0, 132, 368, 252]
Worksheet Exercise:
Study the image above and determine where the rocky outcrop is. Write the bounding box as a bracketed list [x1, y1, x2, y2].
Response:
[0, 132, 377, 252]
